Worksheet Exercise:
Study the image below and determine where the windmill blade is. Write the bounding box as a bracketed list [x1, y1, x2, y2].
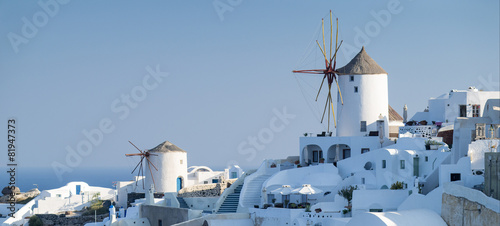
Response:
[126, 153, 144, 157]
[129, 141, 144, 154]
[335, 78, 344, 105]
[140, 160, 145, 189]
[330, 40, 343, 64]
[329, 92, 337, 128]
[145, 156, 158, 171]
[135, 159, 143, 187]
[327, 91, 331, 132]
[131, 155, 145, 174]
[293, 69, 325, 73]
[320, 93, 331, 123]
[315, 40, 329, 66]
[330, 10, 333, 61]
[335, 18, 339, 59]
[322, 18, 327, 66]
[315, 75, 327, 101]
[147, 160, 156, 190]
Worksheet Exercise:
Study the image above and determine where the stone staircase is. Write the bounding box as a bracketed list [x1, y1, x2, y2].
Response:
[177, 197, 189, 209]
[240, 174, 273, 208]
[217, 184, 243, 213]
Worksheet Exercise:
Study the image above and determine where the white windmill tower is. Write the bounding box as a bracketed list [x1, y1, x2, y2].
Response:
[145, 140, 187, 193]
[126, 140, 188, 193]
[335, 47, 389, 137]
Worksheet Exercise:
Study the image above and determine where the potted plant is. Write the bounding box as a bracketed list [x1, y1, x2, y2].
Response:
[425, 140, 442, 150]
[270, 163, 276, 168]
[315, 208, 322, 213]
[338, 185, 357, 216]
[294, 160, 300, 165]
[319, 158, 325, 163]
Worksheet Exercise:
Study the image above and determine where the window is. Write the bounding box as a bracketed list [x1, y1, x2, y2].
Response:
[400, 160, 405, 169]
[459, 105, 467, 117]
[350, 75, 354, 81]
[370, 209, 383, 212]
[450, 173, 461, 182]
[231, 172, 237, 179]
[354, 86, 359, 93]
[361, 178, 365, 184]
[382, 160, 386, 168]
[425, 156, 428, 162]
[159, 220, 162, 226]
[361, 148, 370, 154]
[472, 105, 480, 117]
[212, 179, 219, 183]
[360, 121, 367, 132]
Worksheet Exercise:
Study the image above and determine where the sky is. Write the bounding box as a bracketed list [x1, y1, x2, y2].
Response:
[0, 0, 498, 183]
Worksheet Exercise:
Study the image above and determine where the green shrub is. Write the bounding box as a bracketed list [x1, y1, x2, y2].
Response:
[390, 181, 404, 190]
[337, 185, 358, 204]
[28, 215, 43, 226]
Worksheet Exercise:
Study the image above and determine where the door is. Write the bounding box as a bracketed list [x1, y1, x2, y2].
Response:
[343, 149, 351, 159]
[413, 157, 419, 177]
[176, 177, 183, 192]
[76, 185, 81, 195]
[459, 105, 467, 117]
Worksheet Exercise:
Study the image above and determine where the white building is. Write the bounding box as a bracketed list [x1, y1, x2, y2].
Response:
[410, 87, 499, 126]
[2, 182, 114, 226]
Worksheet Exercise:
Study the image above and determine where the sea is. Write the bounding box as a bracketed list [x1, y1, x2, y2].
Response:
[0, 166, 227, 192]
[0, 167, 135, 192]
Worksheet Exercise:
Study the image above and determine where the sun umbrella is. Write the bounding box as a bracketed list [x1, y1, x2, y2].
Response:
[271, 185, 294, 208]
[270, 185, 294, 195]
[291, 184, 323, 204]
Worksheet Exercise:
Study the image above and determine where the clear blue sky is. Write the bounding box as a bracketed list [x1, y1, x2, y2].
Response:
[0, 0, 498, 177]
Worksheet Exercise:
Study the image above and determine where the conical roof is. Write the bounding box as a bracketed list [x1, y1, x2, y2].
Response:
[149, 140, 186, 153]
[336, 46, 387, 75]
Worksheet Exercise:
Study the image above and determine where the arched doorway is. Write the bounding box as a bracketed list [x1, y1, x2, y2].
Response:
[327, 144, 351, 163]
[176, 177, 183, 192]
[302, 145, 323, 165]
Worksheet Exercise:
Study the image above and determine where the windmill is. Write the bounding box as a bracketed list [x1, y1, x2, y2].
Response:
[125, 141, 158, 189]
[293, 10, 344, 133]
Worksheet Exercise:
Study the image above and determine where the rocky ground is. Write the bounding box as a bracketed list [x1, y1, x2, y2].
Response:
[0, 187, 40, 203]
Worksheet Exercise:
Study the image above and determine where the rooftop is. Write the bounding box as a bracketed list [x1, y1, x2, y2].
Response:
[336, 46, 387, 75]
[149, 140, 187, 153]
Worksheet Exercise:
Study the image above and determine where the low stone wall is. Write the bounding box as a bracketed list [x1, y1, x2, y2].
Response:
[141, 205, 188, 226]
[178, 180, 236, 198]
[36, 213, 109, 226]
[442, 184, 500, 226]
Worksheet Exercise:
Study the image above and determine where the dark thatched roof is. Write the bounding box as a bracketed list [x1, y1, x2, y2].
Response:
[149, 140, 186, 153]
[389, 105, 403, 121]
[336, 46, 387, 75]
